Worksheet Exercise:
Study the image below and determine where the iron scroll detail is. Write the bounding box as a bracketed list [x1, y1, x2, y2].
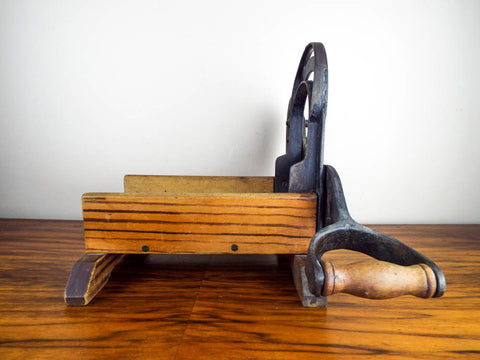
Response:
[275, 43, 328, 202]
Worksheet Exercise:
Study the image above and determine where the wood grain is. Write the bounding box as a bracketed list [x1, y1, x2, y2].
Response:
[82, 192, 317, 254]
[321, 259, 437, 299]
[1, 220, 479, 360]
[124, 175, 274, 194]
[64, 253, 125, 306]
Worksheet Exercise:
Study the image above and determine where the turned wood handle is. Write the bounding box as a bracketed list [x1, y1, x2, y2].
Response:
[321, 259, 437, 299]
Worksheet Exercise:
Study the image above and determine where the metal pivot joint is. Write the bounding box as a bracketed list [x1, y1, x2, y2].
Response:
[275, 43, 445, 305]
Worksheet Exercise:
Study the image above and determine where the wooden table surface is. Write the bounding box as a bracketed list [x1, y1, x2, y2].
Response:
[0, 219, 479, 359]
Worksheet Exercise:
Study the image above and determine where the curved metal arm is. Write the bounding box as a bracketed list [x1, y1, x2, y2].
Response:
[305, 166, 446, 298]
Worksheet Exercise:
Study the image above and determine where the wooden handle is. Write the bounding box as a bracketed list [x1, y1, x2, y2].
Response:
[321, 259, 437, 299]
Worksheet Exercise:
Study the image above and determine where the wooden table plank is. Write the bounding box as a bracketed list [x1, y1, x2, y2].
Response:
[0, 220, 204, 359]
[0, 220, 479, 359]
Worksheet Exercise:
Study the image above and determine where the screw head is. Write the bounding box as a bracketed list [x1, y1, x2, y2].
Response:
[142, 245, 150, 252]
[231, 244, 238, 252]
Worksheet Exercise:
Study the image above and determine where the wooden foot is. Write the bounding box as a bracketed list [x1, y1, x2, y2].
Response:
[64, 253, 124, 306]
[291, 255, 327, 307]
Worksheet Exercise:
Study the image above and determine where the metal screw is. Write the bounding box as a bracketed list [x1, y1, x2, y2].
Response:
[142, 245, 150, 252]
[231, 244, 238, 252]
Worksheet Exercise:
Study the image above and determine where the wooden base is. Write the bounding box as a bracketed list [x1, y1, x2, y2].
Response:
[65, 175, 320, 306]
[64, 253, 317, 307]
[64, 253, 124, 306]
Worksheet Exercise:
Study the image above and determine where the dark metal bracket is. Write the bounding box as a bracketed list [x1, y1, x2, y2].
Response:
[275, 43, 445, 305]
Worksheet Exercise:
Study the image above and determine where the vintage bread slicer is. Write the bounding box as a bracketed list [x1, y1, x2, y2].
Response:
[65, 43, 445, 307]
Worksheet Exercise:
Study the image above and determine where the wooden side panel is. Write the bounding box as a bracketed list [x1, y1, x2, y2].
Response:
[124, 175, 274, 194]
[82, 192, 317, 254]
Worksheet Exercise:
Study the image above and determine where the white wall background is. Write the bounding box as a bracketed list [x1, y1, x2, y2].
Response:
[0, 0, 479, 223]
